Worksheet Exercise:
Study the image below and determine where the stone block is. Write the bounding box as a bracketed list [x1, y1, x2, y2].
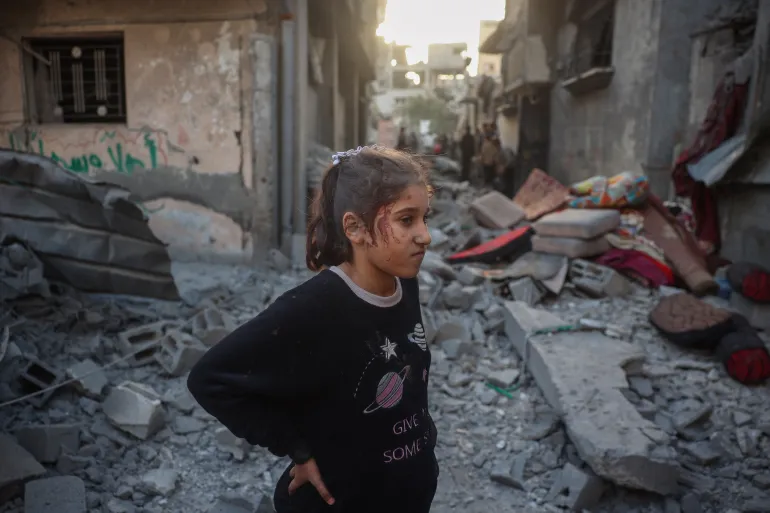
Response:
[267, 248, 291, 273]
[15, 424, 80, 464]
[503, 301, 679, 494]
[189, 308, 237, 347]
[66, 359, 108, 398]
[155, 330, 208, 377]
[117, 321, 171, 367]
[533, 209, 620, 239]
[215, 427, 250, 461]
[730, 292, 770, 330]
[469, 191, 525, 229]
[570, 259, 631, 297]
[17, 357, 64, 408]
[102, 381, 166, 440]
[0, 434, 46, 490]
[24, 476, 86, 513]
[546, 463, 605, 511]
[507, 277, 545, 305]
[434, 319, 470, 345]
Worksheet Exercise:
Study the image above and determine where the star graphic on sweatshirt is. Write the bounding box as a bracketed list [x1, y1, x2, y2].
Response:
[380, 338, 398, 361]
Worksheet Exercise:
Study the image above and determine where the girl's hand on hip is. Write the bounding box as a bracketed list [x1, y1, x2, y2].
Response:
[288, 459, 335, 506]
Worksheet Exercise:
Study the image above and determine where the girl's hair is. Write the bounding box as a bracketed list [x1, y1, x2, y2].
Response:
[306, 145, 430, 271]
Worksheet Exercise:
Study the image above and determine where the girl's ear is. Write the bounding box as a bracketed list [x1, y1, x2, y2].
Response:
[342, 212, 367, 246]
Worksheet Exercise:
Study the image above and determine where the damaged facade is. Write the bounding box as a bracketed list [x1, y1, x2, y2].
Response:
[0, 0, 379, 262]
[477, 0, 769, 266]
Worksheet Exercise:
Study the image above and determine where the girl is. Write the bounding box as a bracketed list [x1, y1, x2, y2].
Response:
[187, 145, 438, 513]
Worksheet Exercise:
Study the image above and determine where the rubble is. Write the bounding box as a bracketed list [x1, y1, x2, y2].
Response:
[1, 168, 769, 513]
[24, 476, 86, 513]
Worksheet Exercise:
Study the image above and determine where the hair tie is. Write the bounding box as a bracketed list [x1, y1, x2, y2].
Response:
[331, 146, 364, 166]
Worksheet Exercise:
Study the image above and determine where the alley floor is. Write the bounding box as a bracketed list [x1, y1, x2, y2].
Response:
[1, 254, 769, 513]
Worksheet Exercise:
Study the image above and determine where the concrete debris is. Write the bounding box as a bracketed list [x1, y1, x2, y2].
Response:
[0, 150, 179, 300]
[469, 191, 525, 229]
[0, 239, 49, 302]
[102, 381, 166, 440]
[214, 427, 251, 462]
[570, 259, 631, 297]
[189, 308, 238, 347]
[66, 359, 108, 398]
[14, 424, 80, 464]
[155, 330, 207, 376]
[545, 463, 605, 511]
[24, 476, 86, 513]
[139, 467, 178, 497]
[0, 434, 46, 490]
[503, 301, 679, 494]
[1, 169, 768, 513]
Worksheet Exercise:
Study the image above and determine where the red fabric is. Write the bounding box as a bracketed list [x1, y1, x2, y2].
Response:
[725, 348, 770, 385]
[594, 248, 674, 288]
[742, 269, 770, 303]
[672, 73, 749, 252]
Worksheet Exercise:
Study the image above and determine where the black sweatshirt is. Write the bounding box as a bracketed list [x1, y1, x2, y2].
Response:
[187, 267, 439, 513]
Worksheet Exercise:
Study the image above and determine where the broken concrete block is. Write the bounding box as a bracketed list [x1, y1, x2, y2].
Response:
[267, 248, 291, 272]
[24, 476, 86, 513]
[470, 191, 525, 229]
[118, 321, 170, 367]
[0, 434, 46, 490]
[189, 308, 237, 347]
[215, 427, 250, 461]
[15, 424, 80, 464]
[155, 330, 207, 377]
[102, 381, 166, 440]
[503, 301, 679, 494]
[570, 259, 631, 297]
[507, 277, 545, 305]
[17, 357, 64, 408]
[541, 256, 569, 295]
[532, 234, 611, 258]
[139, 467, 178, 497]
[730, 292, 770, 330]
[421, 251, 457, 281]
[434, 319, 470, 345]
[546, 463, 605, 511]
[66, 359, 108, 398]
[533, 209, 620, 239]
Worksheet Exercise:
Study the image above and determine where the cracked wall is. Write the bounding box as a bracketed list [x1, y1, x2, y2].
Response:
[0, 0, 277, 262]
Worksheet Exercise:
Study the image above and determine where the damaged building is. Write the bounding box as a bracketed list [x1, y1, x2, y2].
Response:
[0, 0, 381, 264]
[476, 0, 768, 266]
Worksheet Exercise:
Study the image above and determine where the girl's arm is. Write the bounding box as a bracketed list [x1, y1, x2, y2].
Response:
[187, 293, 324, 462]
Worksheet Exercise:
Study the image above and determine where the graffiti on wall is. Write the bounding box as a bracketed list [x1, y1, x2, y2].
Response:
[4, 128, 171, 175]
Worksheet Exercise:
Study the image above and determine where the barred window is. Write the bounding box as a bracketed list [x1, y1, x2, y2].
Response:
[25, 34, 127, 124]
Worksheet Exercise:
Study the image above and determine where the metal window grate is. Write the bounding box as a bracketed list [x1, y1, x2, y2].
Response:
[26, 35, 127, 124]
[562, 1, 615, 79]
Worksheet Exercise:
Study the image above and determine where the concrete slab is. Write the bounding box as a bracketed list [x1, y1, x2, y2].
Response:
[15, 424, 80, 463]
[24, 476, 86, 513]
[469, 191, 525, 229]
[102, 381, 166, 440]
[66, 359, 108, 398]
[0, 434, 46, 490]
[503, 301, 679, 495]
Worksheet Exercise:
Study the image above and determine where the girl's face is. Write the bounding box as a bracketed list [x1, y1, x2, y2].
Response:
[365, 184, 432, 279]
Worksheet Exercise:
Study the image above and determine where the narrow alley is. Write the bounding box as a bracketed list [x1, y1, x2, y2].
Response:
[1, 1, 770, 513]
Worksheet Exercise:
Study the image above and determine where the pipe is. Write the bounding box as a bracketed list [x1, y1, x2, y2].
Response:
[293, 0, 309, 236]
[280, 16, 296, 248]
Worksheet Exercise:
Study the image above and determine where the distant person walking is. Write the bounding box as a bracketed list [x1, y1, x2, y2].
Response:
[480, 135, 502, 186]
[460, 126, 476, 183]
[396, 127, 407, 151]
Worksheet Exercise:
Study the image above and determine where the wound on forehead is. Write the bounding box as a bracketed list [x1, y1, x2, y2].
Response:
[305, 145, 432, 271]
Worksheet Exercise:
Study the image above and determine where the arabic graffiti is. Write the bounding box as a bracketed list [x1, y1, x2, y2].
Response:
[5, 128, 168, 174]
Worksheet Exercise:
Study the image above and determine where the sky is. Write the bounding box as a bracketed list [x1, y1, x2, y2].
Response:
[376, 0, 506, 74]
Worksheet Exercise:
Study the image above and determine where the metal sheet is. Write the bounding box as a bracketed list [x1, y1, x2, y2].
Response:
[0, 150, 179, 300]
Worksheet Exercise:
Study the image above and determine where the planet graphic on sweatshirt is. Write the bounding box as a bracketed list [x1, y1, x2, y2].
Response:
[363, 365, 411, 414]
[407, 323, 427, 351]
